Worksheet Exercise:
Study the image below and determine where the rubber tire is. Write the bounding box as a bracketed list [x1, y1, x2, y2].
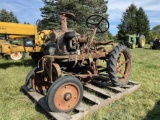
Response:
[107, 44, 132, 87]
[7, 52, 25, 60]
[25, 67, 39, 91]
[47, 76, 83, 112]
[138, 35, 145, 48]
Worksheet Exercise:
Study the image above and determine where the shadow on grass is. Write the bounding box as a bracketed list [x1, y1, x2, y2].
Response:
[35, 104, 56, 120]
[91, 74, 113, 88]
[20, 87, 55, 120]
[143, 48, 152, 50]
[144, 100, 160, 120]
[0, 59, 36, 69]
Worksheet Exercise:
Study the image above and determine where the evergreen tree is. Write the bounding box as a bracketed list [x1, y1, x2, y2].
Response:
[24, 21, 30, 24]
[136, 7, 150, 41]
[0, 9, 19, 23]
[117, 4, 138, 40]
[9, 11, 19, 23]
[40, 0, 110, 40]
[117, 4, 150, 42]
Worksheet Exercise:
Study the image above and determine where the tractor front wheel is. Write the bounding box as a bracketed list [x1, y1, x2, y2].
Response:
[7, 52, 25, 60]
[47, 76, 83, 112]
[107, 44, 132, 86]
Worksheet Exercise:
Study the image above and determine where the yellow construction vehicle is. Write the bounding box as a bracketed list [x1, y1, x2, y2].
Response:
[0, 22, 56, 61]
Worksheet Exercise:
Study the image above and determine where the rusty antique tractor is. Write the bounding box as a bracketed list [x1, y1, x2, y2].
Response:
[25, 12, 132, 112]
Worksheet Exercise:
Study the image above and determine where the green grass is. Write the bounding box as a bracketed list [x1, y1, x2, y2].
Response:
[0, 55, 47, 120]
[0, 45, 160, 120]
[84, 45, 160, 120]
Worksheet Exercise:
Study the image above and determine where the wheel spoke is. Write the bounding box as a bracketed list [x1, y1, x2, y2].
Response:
[121, 59, 129, 65]
[108, 45, 132, 85]
[97, 18, 103, 26]
[97, 26, 103, 33]
[119, 70, 125, 77]
[86, 15, 109, 33]
[117, 53, 122, 61]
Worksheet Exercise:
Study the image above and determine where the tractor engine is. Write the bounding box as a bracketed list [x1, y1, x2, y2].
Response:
[43, 30, 87, 56]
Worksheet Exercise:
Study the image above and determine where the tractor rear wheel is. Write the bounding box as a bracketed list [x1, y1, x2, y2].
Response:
[47, 76, 83, 112]
[7, 52, 25, 60]
[107, 44, 132, 87]
[138, 35, 145, 48]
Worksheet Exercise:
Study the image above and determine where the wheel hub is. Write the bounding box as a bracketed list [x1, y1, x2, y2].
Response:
[64, 92, 72, 101]
[54, 83, 80, 111]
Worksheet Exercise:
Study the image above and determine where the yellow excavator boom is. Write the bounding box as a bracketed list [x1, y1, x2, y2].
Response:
[0, 22, 37, 36]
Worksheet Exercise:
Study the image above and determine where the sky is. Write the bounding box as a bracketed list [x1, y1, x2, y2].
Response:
[0, 0, 159, 35]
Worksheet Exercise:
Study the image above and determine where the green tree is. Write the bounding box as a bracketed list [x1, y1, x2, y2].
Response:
[149, 25, 160, 41]
[24, 21, 30, 24]
[117, 4, 150, 42]
[152, 25, 160, 34]
[0, 9, 19, 23]
[136, 7, 150, 41]
[40, 0, 111, 40]
[117, 4, 138, 40]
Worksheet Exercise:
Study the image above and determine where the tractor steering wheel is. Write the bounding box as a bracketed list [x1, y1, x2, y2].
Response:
[86, 15, 109, 33]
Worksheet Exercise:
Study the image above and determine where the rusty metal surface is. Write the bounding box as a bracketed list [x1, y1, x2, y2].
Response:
[22, 78, 140, 120]
[31, 73, 50, 93]
[25, 12, 133, 115]
[93, 40, 113, 45]
[34, 12, 119, 93]
[116, 50, 131, 82]
[52, 63, 61, 78]
[54, 83, 80, 111]
[78, 34, 87, 43]
[59, 12, 76, 20]
[59, 13, 68, 32]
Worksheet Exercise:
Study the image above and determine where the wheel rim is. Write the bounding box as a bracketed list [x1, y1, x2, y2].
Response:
[116, 50, 131, 82]
[10, 52, 23, 60]
[141, 38, 145, 47]
[31, 74, 50, 93]
[54, 83, 80, 111]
